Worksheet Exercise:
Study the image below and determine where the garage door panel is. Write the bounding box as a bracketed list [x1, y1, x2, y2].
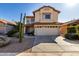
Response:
[35, 28, 59, 35]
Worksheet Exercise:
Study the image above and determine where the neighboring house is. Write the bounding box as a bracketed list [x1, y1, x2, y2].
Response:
[0, 20, 6, 34]
[25, 6, 63, 35]
[60, 19, 79, 36]
[0, 19, 16, 34]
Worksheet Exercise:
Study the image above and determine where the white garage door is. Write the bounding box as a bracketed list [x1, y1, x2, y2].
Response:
[35, 28, 60, 35]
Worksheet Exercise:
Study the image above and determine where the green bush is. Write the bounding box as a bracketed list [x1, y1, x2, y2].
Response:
[67, 27, 76, 33]
[65, 33, 79, 40]
[6, 30, 18, 37]
[65, 34, 70, 39]
[71, 34, 79, 40]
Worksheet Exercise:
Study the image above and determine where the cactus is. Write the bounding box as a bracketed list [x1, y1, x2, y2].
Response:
[19, 13, 23, 43]
[19, 13, 26, 43]
[22, 13, 26, 36]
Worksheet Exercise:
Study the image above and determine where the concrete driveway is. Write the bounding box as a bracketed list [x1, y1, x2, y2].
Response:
[33, 35, 57, 46]
[31, 35, 64, 53]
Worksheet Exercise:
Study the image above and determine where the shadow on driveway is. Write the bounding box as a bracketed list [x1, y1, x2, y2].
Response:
[64, 39, 79, 44]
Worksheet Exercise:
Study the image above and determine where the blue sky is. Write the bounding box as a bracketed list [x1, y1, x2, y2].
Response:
[0, 3, 79, 22]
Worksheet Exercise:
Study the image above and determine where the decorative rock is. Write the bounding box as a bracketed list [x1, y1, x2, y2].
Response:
[0, 36, 11, 47]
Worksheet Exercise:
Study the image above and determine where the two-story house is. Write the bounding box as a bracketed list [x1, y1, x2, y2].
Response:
[25, 6, 63, 35]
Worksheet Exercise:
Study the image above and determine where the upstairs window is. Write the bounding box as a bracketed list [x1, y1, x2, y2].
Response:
[43, 13, 51, 19]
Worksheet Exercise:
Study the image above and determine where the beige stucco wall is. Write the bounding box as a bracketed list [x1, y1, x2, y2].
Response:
[35, 7, 59, 22]
[26, 18, 34, 24]
[26, 18, 31, 24]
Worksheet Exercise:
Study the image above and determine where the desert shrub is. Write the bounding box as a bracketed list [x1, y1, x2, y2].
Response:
[65, 33, 79, 40]
[6, 30, 18, 37]
[71, 34, 79, 40]
[67, 27, 76, 33]
[65, 34, 70, 39]
[0, 36, 11, 47]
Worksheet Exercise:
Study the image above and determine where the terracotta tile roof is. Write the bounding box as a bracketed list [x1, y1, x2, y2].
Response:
[0, 21, 5, 24]
[0, 19, 16, 25]
[7, 21, 16, 25]
[0, 20, 7, 24]
[62, 19, 79, 25]
[73, 19, 79, 24]
[33, 6, 60, 14]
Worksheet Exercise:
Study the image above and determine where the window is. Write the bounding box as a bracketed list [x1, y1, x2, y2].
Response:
[43, 13, 51, 19]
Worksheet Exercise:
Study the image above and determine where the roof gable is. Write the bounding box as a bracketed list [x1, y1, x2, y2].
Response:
[33, 6, 60, 14]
